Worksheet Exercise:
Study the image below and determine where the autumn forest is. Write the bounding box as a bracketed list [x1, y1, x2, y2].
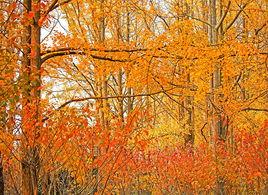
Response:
[0, 0, 267, 194]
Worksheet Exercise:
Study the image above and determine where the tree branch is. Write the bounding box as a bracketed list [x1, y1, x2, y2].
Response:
[41, 47, 148, 56]
[183, 15, 212, 27]
[224, 3, 249, 34]
[255, 23, 267, 35]
[240, 107, 268, 112]
[215, 1, 231, 30]
[51, 0, 73, 12]
[40, 46, 267, 65]
[41, 50, 131, 64]
[42, 0, 58, 19]
[42, 88, 176, 122]
[200, 123, 208, 143]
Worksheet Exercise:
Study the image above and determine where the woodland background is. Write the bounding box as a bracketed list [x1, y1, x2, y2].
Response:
[0, 0, 267, 194]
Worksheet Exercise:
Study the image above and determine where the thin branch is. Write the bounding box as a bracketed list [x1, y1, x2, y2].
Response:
[215, 1, 231, 30]
[183, 15, 212, 27]
[247, 90, 268, 107]
[224, 3, 249, 34]
[232, 72, 242, 90]
[42, 0, 58, 20]
[240, 107, 268, 112]
[255, 23, 267, 35]
[168, 82, 198, 91]
[153, 77, 191, 113]
[51, 0, 73, 12]
[41, 14, 60, 43]
[42, 88, 176, 122]
[200, 123, 208, 143]
[156, 15, 170, 28]
[56, 90, 174, 110]
[71, 63, 97, 96]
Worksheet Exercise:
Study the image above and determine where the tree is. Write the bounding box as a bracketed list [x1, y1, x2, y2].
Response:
[0, 0, 267, 194]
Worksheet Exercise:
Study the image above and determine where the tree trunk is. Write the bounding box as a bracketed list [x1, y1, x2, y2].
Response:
[22, 160, 33, 195]
[126, 7, 133, 114]
[21, 0, 41, 193]
[209, 1, 227, 194]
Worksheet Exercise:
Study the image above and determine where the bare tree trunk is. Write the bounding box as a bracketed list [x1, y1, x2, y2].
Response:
[209, 0, 217, 44]
[209, 1, 226, 194]
[126, 6, 133, 114]
[116, 11, 124, 126]
[208, 0, 218, 147]
[202, 0, 209, 33]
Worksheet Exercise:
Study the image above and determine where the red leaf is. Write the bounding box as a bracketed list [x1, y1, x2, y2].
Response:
[28, 11, 35, 19]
